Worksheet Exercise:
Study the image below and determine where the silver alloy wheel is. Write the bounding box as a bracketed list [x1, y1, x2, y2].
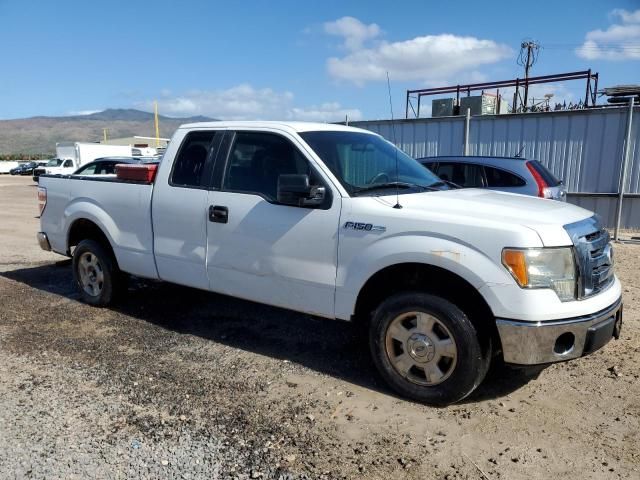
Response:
[78, 252, 104, 297]
[385, 311, 458, 386]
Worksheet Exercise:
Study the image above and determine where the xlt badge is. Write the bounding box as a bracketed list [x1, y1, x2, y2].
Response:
[343, 221, 386, 232]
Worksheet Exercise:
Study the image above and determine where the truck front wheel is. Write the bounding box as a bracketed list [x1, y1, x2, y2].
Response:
[72, 239, 122, 307]
[369, 292, 490, 405]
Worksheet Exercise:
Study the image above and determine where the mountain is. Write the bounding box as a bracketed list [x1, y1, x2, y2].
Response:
[0, 109, 216, 155]
[66, 108, 213, 123]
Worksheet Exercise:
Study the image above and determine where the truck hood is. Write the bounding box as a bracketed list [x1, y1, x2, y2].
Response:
[372, 189, 593, 246]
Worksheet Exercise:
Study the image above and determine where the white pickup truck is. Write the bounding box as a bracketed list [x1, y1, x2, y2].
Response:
[37, 121, 622, 405]
[34, 143, 133, 179]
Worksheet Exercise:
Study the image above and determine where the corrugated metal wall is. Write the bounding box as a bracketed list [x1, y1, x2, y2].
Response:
[350, 106, 640, 228]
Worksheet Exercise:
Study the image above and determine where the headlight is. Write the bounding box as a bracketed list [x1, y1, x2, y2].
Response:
[502, 247, 576, 301]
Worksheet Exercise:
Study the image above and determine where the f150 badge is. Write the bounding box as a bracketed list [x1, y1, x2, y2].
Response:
[343, 221, 386, 232]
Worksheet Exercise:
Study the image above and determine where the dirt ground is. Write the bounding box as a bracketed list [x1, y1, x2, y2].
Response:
[0, 175, 638, 480]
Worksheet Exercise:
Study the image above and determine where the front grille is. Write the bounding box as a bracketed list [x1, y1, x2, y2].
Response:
[564, 216, 614, 299]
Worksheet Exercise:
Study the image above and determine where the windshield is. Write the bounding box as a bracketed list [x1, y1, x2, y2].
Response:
[299, 131, 443, 195]
[46, 158, 63, 167]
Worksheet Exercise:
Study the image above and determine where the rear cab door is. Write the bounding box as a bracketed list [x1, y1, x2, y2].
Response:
[204, 128, 342, 318]
[151, 128, 224, 289]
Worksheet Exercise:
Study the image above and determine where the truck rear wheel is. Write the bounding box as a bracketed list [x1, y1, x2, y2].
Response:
[72, 239, 122, 307]
[369, 292, 490, 405]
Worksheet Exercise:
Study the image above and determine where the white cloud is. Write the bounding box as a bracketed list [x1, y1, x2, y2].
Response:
[322, 17, 511, 86]
[135, 84, 362, 122]
[324, 16, 381, 50]
[611, 8, 640, 24]
[289, 102, 361, 122]
[576, 9, 640, 60]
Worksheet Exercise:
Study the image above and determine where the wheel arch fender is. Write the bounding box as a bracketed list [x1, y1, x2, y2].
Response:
[335, 234, 511, 321]
[64, 200, 119, 262]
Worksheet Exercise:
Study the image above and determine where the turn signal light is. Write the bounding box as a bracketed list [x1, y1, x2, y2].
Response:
[502, 249, 528, 286]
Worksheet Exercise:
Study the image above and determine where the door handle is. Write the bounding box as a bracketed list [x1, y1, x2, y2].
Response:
[209, 205, 228, 223]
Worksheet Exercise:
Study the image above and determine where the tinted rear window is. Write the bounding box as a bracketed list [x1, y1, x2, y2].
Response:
[436, 162, 484, 188]
[529, 160, 560, 186]
[421, 161, 436, 171]
[170, 131, 216, 188]
[484, 166, 526, 187]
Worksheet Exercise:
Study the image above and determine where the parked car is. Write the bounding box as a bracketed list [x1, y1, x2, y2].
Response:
[418, 156, 567, 201]
[72, 157, 140, 176]
[10, 161, 38, 176]
[33, 158, 66, 181]
[37, 121, 621, 405]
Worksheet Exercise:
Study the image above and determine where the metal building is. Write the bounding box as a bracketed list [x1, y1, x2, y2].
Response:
[101, 135, 170, 148]
[349, 106, 640, 228]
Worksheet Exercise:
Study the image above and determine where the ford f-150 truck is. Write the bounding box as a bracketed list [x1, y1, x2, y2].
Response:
[37, 121, 623, 405]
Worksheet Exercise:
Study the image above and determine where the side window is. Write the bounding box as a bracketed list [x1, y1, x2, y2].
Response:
[437, 162, 483, 187]
[422, 161, 437, 173]
[64, 159, 74, 168]
[102, 163, 117, 175]
[95, 162, 117, 175]
[77, 164, 96, 175]
[484, 166, 526, 187]
[170, 131, 215, 188]
[223, 132, 316, 201]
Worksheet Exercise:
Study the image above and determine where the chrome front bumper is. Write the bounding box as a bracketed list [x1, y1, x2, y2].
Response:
[36, 232, 51, 251]
[496, 297, 623, 365]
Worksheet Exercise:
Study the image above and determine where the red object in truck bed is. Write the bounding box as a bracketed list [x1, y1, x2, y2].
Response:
[115, 163, 158, 183]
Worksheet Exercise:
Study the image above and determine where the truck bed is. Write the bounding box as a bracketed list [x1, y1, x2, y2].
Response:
[39, 175, 158, 279]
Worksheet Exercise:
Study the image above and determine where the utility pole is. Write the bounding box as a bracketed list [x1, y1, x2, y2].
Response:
[615, 97, 635, 241]
[518, 40, 539, 112]
[154, 101, 160, 148]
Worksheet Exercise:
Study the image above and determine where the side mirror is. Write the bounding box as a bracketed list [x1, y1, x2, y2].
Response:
[277, 174, 325, 207]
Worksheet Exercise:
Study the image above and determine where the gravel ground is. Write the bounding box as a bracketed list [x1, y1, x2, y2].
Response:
[0, 175, 638, 479]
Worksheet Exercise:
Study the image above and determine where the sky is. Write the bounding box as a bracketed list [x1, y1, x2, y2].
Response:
[0, 0, 639, 121]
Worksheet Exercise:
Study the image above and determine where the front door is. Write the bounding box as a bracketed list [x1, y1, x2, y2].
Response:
[205, 130, 341, 318]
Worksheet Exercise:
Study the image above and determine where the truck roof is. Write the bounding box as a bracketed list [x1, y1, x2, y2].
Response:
[178, 120, 373, 134]
[419, 155, 526, 161]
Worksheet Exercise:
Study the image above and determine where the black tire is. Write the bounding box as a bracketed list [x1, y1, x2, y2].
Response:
[369, 292, 491, 406]
[72, 239, 123, 306]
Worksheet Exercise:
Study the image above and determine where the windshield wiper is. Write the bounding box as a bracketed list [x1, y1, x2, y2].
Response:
[352, 182, 438, 195]
[428, 180, 461, 189]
